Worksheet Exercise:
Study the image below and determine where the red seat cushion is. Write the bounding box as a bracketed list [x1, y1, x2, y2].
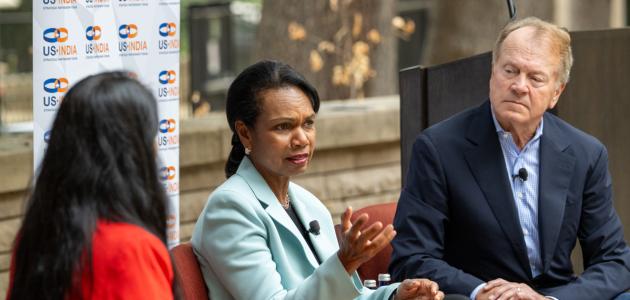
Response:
[171, 243, 209, 300]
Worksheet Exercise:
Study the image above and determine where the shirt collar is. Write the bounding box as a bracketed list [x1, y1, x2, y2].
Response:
[491, 107, 544, 143]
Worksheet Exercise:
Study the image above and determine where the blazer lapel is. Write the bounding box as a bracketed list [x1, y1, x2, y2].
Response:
[236, 157, 320, 268]
[538, 114, 575, 273]
[463, 102, 532, 276]
[289, 187, 337, 263]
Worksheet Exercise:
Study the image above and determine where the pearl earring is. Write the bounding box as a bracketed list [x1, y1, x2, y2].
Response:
[245, 147, 251, 155]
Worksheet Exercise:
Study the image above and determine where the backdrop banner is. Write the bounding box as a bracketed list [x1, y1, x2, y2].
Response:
[33, 0, 181, 247]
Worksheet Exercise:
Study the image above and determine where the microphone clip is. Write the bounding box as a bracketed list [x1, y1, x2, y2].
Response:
[308, 220, 320, 235]
[514, 167, 528, 182]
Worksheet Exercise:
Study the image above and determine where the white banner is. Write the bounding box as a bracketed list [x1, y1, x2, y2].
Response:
[33, 0, 181, 247]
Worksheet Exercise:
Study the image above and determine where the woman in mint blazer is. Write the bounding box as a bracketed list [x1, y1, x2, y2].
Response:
[192, 61, 445, 300]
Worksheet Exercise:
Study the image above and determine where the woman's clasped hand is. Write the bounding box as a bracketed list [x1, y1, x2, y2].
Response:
[395, 279, 445, 300]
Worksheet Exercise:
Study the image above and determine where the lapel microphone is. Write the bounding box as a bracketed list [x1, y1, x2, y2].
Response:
[514, 167, 528, 181]
[308, 220, 320, 235]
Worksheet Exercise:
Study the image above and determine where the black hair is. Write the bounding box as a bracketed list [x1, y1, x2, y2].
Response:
[9, 72, 175, 299]
[224, 60, 320, 177]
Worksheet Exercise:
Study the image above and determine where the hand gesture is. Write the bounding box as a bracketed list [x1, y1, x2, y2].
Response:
[395, 279, 444, 300]
[476, 278, 546, 300]
[337, 207, 397, 274]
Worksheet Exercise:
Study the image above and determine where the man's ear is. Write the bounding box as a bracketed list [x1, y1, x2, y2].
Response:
[550, 83, 566, 109]
[235, 120, 252, 149]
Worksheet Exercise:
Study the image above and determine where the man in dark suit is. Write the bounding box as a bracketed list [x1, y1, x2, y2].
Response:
[390, 17, 630, 300]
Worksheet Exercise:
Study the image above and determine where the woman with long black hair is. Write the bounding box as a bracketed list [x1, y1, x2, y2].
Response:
[7, 72, 176, 299]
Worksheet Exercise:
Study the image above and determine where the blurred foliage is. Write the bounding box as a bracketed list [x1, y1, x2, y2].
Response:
[261, 0, 413, 100]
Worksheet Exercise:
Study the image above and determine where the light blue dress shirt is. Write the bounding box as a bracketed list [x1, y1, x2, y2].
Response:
[492, 112, 543, 278]
[470, 111, 552, 300]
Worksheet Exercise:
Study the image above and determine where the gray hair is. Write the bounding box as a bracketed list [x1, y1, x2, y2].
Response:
[492, 17, 573, 84]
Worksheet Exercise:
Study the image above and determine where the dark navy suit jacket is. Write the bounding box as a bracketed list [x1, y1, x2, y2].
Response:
[390, 101, 630, 299]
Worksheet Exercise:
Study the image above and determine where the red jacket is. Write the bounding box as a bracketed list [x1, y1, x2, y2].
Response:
[7, 221, 174, 299]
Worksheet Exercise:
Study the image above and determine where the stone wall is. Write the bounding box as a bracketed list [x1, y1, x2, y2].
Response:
[0, 96, 401, 295]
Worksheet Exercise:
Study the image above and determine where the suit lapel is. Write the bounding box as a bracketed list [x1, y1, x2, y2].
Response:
[290, 187, 337, 263]
[236, 157, 320, 268]
[463, 102, 532, 276]
[538, 114, 575, 272]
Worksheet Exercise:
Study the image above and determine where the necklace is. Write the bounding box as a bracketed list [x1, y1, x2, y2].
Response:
[280, 193, 290, 209]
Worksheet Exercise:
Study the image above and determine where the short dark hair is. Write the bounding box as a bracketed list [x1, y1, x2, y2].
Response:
[224, 60, 320, 177]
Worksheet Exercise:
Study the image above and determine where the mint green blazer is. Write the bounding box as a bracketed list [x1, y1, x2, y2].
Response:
[192, 157, 398, 300]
